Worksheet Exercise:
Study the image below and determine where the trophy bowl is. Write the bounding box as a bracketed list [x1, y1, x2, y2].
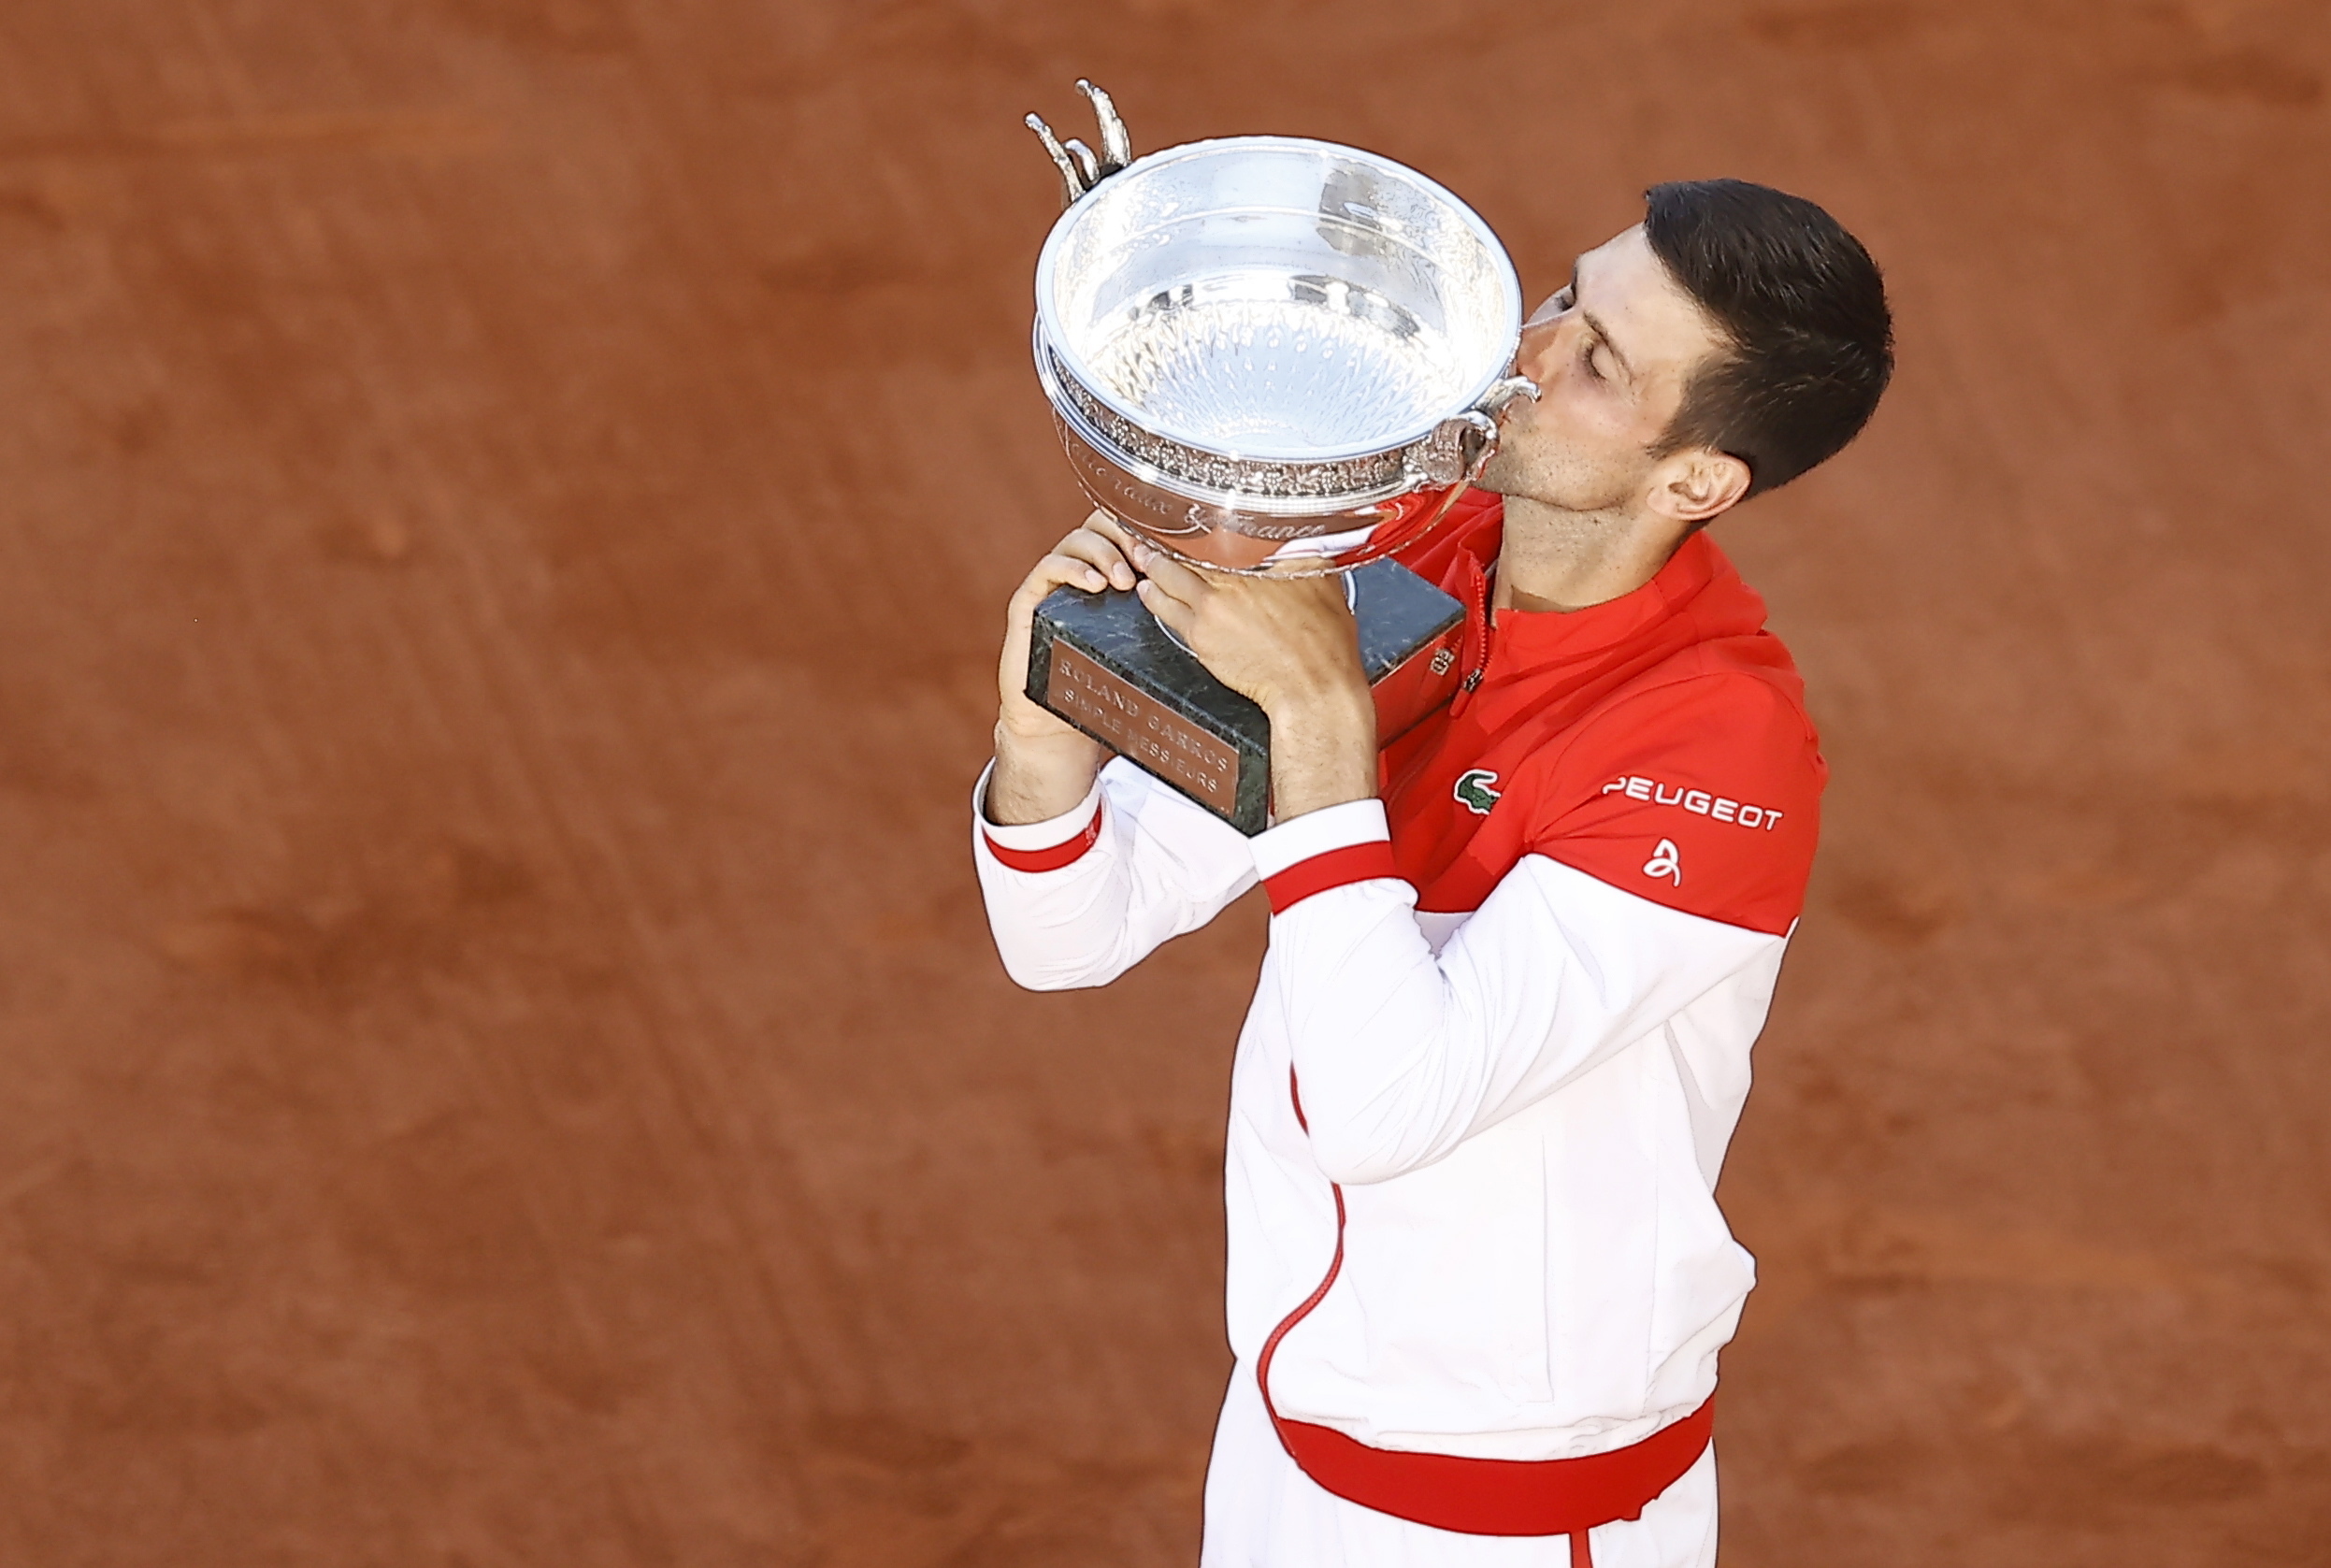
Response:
[1032, 130, 1533, 575]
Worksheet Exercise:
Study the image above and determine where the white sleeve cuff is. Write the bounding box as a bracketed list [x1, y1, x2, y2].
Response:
[1250, 798, 1390, 881]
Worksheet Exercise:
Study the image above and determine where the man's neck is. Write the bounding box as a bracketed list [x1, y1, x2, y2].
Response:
[1490, 495, 1692, 616]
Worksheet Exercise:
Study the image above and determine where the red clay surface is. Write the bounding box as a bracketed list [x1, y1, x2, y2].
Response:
[1, 2, 2326, 1563]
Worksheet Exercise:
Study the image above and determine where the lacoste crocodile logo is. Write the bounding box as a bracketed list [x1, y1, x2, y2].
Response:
[1454, 769, 1501, 814]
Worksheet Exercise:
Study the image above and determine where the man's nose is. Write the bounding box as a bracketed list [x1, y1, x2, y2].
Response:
[1515, 313, 1567, 375]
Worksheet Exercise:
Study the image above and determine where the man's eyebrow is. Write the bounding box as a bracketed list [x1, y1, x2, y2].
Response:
[1568, 253, 1635, 383]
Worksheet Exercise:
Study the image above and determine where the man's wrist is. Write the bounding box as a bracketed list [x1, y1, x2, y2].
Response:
[987, 720, 1107, 826]
[1264, 686, 1379, 821]
[1262, 683, 1375, 731]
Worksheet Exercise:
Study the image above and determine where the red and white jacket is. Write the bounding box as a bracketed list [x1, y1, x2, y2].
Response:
[974, 493, 1824, 1487]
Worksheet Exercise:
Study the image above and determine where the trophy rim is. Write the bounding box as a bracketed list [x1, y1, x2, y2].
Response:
[1032, 134, 1524, 468]
[1033, 322, 1424, 517]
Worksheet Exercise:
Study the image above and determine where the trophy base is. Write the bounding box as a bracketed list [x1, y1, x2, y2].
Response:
[1027, 559, 1465, 836]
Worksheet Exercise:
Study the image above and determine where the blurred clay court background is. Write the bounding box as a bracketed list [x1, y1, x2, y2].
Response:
[1, 1, 2326, 1563]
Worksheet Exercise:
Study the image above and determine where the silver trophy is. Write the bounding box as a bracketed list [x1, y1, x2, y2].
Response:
[1021, 83, 1537, 831]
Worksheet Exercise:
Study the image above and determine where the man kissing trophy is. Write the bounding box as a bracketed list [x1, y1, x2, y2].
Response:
[980, 76, 1893, 1568]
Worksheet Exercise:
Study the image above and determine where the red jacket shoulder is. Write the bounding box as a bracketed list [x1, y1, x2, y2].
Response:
[1522, 669, 1825, 935]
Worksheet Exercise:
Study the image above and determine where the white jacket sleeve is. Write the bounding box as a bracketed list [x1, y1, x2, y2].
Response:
[1252, 801, 1785, 1185]
[971, 757, 1259, 991]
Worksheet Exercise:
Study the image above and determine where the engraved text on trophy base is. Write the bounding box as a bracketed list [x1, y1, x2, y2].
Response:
[1047, 642, 1243, 815]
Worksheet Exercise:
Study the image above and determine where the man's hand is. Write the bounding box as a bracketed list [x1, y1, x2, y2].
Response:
[1131, 543, 1379, 822]
[987, 512, 1144, 827]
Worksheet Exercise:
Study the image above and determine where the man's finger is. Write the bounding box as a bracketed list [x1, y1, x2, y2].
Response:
[1081, 510, 1141, 554]
[1134, 576, 1195, 639]
[1058, 531, 1137, 591]
[1039, 548, 1134, 596]
[1130, 539, 1210, 604]
[1049, 554, 1113, 593]
[1013, 551, 1107, 607]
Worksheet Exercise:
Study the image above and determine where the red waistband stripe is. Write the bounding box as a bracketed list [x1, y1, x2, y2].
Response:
[1269, 1396, 1713, 1539]
[982, 802, 1103, 872]
[1264, 841, 1403, 913]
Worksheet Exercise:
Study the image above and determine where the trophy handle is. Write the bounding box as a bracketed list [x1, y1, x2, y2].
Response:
[1076, 79, 1133, 172]
[1025, 79, 1135, 209]
[1408, 377, 1539, 487]
[1475, 375, 1541, 417]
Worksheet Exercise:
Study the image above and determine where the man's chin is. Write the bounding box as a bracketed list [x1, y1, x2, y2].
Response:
[1472, 452, 1519, 497]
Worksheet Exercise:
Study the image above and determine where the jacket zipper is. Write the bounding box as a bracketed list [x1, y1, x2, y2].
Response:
[1454, 562, 1493, 709]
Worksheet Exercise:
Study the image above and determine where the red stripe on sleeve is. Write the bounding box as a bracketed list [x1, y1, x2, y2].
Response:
[1264, 841, 1402, 914]
[983, 802, 1103, 872]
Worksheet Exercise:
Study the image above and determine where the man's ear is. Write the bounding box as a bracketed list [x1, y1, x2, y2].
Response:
[1645, 449, 1751, 527]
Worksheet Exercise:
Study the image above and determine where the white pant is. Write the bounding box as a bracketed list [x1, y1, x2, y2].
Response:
[1199, 1366, 1719, 1568]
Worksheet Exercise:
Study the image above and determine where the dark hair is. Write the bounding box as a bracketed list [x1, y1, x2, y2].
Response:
[1643, 179, 1893, 499]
